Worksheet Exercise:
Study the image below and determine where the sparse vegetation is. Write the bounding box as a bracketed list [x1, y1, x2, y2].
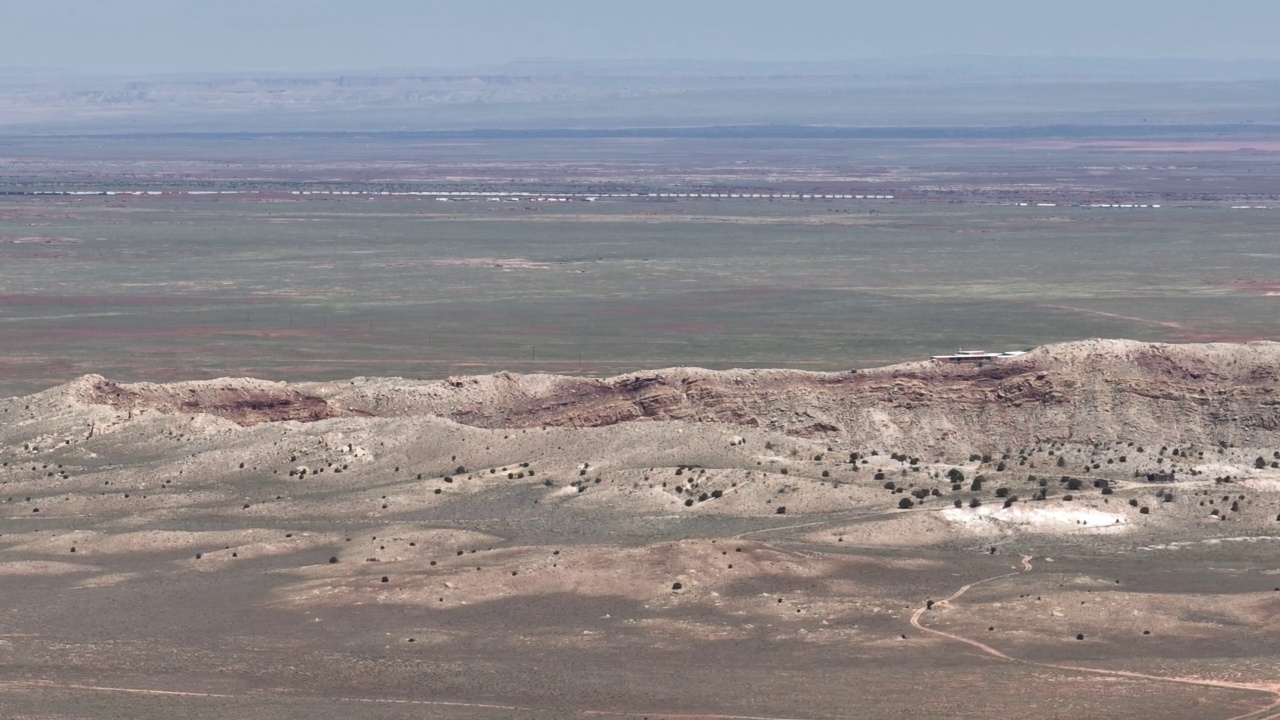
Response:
[5, 208, 1280, 717]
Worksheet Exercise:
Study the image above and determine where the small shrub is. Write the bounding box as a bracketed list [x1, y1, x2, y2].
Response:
[898, 497, 914, 509]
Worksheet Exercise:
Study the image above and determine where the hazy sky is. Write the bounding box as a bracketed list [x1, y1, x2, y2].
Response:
[3, 0, 1280, 74]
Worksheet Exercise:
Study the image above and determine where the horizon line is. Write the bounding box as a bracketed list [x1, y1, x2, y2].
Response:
[7, 54, 1280, 79]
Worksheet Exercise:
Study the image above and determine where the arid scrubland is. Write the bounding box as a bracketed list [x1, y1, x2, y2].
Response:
[2, 340, 1280, 718]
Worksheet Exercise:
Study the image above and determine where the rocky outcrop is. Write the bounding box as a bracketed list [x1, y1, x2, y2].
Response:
[82, 376, 335, 426]
[310, 340, 1280, 454]
[58, 340, 1280, 454]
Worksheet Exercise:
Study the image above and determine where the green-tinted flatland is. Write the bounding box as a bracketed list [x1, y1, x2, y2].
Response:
[2, 196, 1277, 395]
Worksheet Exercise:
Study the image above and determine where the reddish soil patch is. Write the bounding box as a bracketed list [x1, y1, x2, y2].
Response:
[1132, 348, 1221, 379]
[640, 322, 723, 333]
[596, 288, 795, 318]
[1230, 281, 1280, 295]
[87, 378, 336, 426]
[0, 294, 280, 308]
[1167, 331, 1263, 344]
[5, 324, 354, 345]
[221, 329, 317, 339]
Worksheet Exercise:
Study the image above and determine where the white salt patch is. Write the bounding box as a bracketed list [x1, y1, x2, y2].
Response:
[942, 505, 1128, 534]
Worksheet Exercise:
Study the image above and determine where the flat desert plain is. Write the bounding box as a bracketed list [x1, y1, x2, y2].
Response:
[2, 123, 1280, 718]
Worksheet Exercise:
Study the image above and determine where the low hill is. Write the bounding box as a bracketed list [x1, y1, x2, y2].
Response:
[3, 340, 1280, 718]
[51, 338, 1280, 456]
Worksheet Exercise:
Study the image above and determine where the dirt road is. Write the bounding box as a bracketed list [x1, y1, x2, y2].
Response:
[910, 555, 1280, 720]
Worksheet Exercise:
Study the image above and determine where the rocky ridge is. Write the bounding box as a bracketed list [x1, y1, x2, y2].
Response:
[49, 339, 1278, 457]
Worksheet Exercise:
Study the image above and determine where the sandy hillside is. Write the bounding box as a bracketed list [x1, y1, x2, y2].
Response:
[2, 339, 1280, 719]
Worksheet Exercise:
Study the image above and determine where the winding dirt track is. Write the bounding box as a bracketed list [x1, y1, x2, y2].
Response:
[910, 556, 1280, 720]
[7, 550, 1279, 720]
[908, 560, 1025, 661]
